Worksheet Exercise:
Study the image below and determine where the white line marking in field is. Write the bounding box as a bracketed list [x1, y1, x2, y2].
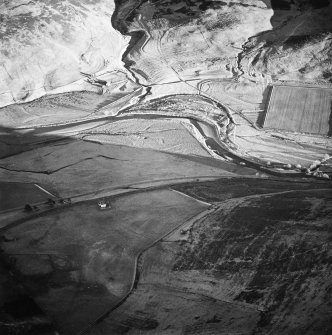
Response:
[34, 184, 57, 198]
[171, 188, 211, 206]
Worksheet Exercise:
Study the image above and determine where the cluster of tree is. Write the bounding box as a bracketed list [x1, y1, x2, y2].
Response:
[24, 204, 38, 212]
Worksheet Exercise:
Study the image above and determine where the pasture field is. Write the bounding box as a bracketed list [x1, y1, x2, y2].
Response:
[0, 139, 245, 198]
[263, 85, 332, 135]
[79, 118, 211, 157]
[1, 188, 208, 334]
[0, 182, 55, 211]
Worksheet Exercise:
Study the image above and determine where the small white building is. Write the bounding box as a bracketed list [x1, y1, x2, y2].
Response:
[98, 199, 110, 210]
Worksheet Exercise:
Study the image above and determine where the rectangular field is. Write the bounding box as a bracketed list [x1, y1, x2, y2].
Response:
[263, 85, 332, 135]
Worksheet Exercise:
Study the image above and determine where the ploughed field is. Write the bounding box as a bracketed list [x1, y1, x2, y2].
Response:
[264, 86, 332, 135]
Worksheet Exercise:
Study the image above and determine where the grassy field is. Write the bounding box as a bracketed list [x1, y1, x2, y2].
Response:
[0, 139, 253, 198]
[1, 188, 208, 334]
[80, 118, 212, 157]
[0, 182, 55, 211]
[264, 86, 332, 135]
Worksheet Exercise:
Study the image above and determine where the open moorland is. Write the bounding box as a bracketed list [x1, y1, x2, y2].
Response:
[87, 180, 332, 335]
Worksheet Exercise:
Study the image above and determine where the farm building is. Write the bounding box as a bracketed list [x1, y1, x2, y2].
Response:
[263, 85, 332, 136]
[98, 199, 111, 210]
